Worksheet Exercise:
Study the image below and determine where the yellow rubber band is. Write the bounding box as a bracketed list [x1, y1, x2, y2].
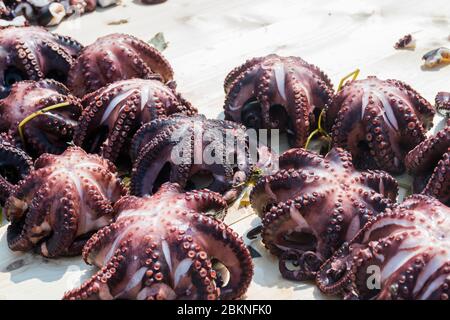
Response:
[18, 102, 71, 144]
[337, 68, 360, 91]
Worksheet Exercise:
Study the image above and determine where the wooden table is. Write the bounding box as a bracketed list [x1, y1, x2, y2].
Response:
[0, 0, 449, 299]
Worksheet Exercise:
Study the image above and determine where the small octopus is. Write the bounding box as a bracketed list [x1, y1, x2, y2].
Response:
[394, 34, 415, 50]
[422, 47, 450, 68]
[316, 194, 450, 300]
[223, 54, 334, 147]
[0, 25, 82, 97]
[405, 120, 450, 206]
[0, 79, 82, 157]
[73, 78, 196, 166]
[326, 76, 435, 174]
[5, 147, 126, 257]
[0, 133, 33, 205]
[67, 33, 174, 97]
[130, 114, 253, 202]
[63, 182, 253, 300]
[435, 91, 450, 117]
[250, 147, 398, 281]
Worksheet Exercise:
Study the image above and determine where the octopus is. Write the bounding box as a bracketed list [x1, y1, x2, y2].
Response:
[0, 133, 33, 205]
[325, 76, 435, 174]
[223, 54, 334, 147]
[0, 79, 82, 157]
[130, 114, 253, 202]
[0, 1, 121, 26]
[435, 91, 450, 117]
[0, 25, 82, 98]
[67, 33, 174, 97]
[394, 34, 416, 50]
[63, 182, 253, 300]
[405, 120, 450, 206]
[5, 147, 126, 257]
[73, 78, 197, 166]
[316, 194, 450, 300]
[422, 47, 450, 68]
[249, 147, 398, 281]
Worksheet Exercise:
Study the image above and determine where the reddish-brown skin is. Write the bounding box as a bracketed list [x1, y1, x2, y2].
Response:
[67, 33, 174, 97]
[130, 114, 253, 203]
[0, 133, 33, 205]
[250, 147, 398, 281]
[435, 91, 450, 117]
[73, 78, 196, 166]
[317, 194, 450, 300]
[0, 79, 82, 157]
[405, 120, 450, 206]
[5, 147, 127, 258]
[223, 54, 334, 147]
[326, 76, 435, 174]
[63, 182, 253, 300]
[0, 26, 82, 97]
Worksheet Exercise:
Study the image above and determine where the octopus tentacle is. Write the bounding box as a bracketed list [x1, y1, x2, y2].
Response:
[5, 147, 126, 257]
[38, 184, 80, 257]
[7, 180, 53, 252]
[223, 57, 265, 90]
[64, 242, 132, 300]
[405, 126, 450, 174]
[188, 213, 253, 300]
[184, 189, 228, 214]
[367, 113, 401, 172]
[405, 125, 450, 204]
[278, 142, 326, 169]
[358, 170, 399, 201]
[0, 79, 82, 157]
[286, 73, 313, 146]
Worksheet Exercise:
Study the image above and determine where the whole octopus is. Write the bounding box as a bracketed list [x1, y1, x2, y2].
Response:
[250, 147, 398, 280]
[0, 26, 82, 97]
[316, 195, 450, 300]
[6, 147, 126, 257]
[325, 76, 435, 174]
[224, 54, 333, 147]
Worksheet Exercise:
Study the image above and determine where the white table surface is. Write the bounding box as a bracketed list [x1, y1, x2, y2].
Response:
[0, 0, 449, 299]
